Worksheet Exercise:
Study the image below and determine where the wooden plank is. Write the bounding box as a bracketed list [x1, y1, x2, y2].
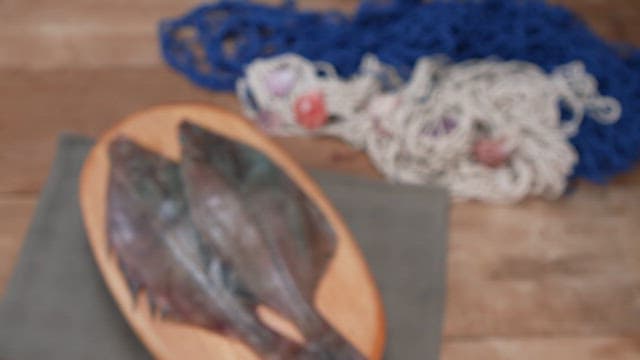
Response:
[551, 0, 640, 44]
[442, 336, 640, 360]
[0, 67, 223, 194]
[1, 0, 638, 68]
[274, 136, 378, 178]
[0, 197, 37, 297]
[444, 180, 640, 337]
[0, 0, 199, 68]
[0, 0, 357, 69]
[0, 67, 375, 194]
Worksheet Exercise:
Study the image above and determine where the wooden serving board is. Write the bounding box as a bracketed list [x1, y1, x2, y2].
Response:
[79, 103, 386, 359]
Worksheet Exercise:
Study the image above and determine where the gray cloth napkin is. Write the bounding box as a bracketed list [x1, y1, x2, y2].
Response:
[0, 134, 448, 360]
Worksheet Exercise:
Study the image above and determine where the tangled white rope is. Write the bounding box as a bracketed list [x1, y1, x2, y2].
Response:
[237, 54, 621, 203]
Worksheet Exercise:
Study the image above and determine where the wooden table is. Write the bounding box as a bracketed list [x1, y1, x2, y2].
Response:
[1, 1, 639, 358]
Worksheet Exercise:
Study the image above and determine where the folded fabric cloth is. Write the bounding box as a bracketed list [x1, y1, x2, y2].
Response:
[0, 134, 448, 360]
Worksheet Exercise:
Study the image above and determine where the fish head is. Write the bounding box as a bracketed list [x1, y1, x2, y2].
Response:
[178, 121, 216, 163]
[109, 135, 182, 208]
[109, 136, 153, 180]
[179, 120, 279, 188]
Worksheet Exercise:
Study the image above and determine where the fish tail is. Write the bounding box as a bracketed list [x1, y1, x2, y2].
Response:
[244, 332, 312, 360]
[301, 316, 366, 360]
[306, 332, 367, 360]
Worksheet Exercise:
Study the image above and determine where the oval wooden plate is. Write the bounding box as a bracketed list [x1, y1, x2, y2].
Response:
[79, 103, 386, 359]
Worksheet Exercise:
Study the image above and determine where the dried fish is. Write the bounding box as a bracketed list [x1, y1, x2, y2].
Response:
[107, 137, 309, 359]
[179, 121, 365, 359]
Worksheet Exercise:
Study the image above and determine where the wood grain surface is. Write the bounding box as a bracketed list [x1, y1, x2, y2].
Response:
[1, 0, 639, 358]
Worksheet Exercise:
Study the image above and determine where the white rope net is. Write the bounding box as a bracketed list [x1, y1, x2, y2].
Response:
[237, 53, 621, 203]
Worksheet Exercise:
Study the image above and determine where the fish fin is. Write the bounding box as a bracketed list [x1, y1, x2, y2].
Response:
[157, 303, 184, 324]
[118, 258, 143, 305]
[137, 287, 180, 322]
[265, 176, 337, 299]
[295, 187, 338, 298]
[147, 291, 157, 316]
